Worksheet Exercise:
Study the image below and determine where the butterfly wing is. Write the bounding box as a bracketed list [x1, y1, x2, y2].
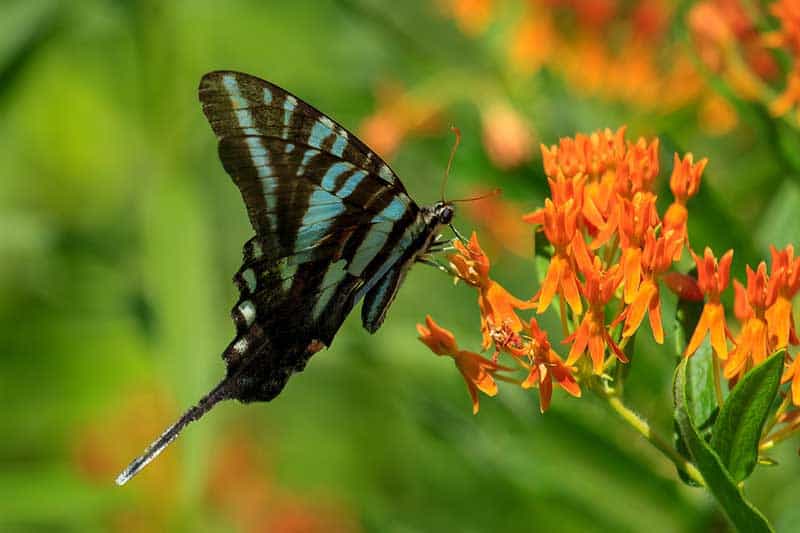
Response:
[114, 72, 440, 486]
[199, 71, 428, 352]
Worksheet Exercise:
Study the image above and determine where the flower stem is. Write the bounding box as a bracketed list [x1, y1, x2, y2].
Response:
[762, 393, 791, 439]
[558, 296, 570, 338]
[605, 395, 705, 487]
[760, 422, 800, 451]
[712, 351, 725, 407]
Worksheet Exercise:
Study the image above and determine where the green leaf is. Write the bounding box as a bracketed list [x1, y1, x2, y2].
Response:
[674, 357, 774, 533]
[673, 339, 717, 486]
[670, 287, 718, 485]
[685, 340, 719, 432]
[710, 351, 784, 482]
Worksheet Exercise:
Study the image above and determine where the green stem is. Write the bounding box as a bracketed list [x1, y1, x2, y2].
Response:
[712, 351, 725, 407]
[760, 422, 800, 451]
[605, 395, 706, 487]
[558, 296, 570, 339]
[762, 392, 791, 439]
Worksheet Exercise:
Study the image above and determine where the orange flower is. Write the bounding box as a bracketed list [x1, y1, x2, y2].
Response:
[450, 232, 535, 348]
[688, 1, 734, 73]
[540, 127, 627, 181]
[770, 70, 800, 119]
[766, 244, 800, 349]
[417, 313, 459, 355]
[481, 102, 534, 169]
[767, 0, 800, 55]
[566, 253, 627, 373]
[522, 318, 581, 412]
[619, 229, 684, 344]
[764, 0, 800, 109]
[668, 153, 707, 205]
[781, 352, 800, 407]
[358, 81, 441, 159]
[664, 153, 707, 256]
[510, 9, 555, 74]
[417, 315, 508, 414]
[616, 193, 660, 301]
[617, 136, 660, 194]
[684, 247, 734, 358]
[725, 263, 775, 379]
[441, 0, 494, 36]
[523, 198, 582, 315]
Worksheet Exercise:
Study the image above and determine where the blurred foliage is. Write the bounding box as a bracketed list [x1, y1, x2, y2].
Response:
[1, 0, 799, 532]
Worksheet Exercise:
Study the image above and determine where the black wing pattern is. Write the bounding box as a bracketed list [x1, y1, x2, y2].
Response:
[115, 71, 443, 486]
[198, 71, 427, 386]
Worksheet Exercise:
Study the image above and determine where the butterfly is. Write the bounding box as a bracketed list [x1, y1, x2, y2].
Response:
[116, 71, 456, 485]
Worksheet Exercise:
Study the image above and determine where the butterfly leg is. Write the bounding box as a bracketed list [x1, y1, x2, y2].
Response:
[449, 223, 468, 243]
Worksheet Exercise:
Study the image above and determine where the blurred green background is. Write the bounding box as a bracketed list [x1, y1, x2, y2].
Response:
[2, 0, 800, 531]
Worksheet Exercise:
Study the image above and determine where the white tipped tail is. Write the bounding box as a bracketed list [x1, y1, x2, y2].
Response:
[115, 378, 231, 486]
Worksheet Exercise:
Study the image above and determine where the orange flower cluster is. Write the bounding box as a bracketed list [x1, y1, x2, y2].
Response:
[765, 0, 800, 119]
[688, 0, 800, 125]
[681, 243, 800, 410]
[418, 126, 800, 419]
[418, 233, 580, 413]
[506, 1, 705, 111]
[525, 127, 703, 367]
[689, 0, 779, 83]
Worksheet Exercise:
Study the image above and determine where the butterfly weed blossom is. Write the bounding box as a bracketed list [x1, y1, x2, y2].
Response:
[417, 126, 800, 510]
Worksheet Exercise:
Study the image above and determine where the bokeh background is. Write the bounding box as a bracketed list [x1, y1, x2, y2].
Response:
[2, 0, 800, 531]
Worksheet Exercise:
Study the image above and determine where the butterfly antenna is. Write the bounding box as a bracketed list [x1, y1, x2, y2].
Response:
[448, 189, 501, 243]
[115, 378, 232, 486]
[451, 188, 502, 203]
[441, 126, 461, 202]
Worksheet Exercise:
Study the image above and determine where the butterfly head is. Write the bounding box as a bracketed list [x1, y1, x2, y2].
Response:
[431, 201, 455, 225]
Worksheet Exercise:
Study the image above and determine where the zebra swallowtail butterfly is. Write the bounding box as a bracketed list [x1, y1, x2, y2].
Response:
[116, 71, 456, 485]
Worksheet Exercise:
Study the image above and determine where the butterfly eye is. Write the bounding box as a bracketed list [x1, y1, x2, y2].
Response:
[439, 205, 454, 224]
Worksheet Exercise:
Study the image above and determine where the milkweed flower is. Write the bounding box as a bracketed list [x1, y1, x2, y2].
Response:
[523, 197, 583, 315]
[781, 352, 800, 407]
[765, 0, 800, 119]
[522, 318, 581, 412]
[566, 250, 627, 374]
[416, 123, 800, 482]
[766, 244, 800, 350]
[417, 315, 509, 414]
[619, 228, 684, 344]
[664, 153, 707, 257]
[481, 102, 534, 169]
[441, 0, 494, 36]
[685, 247, 734, 359]
[616, 192, 660, 302]
[725, 263, 774, 379]
[358, 81, 441, 159]
[449, 232, 536, 349]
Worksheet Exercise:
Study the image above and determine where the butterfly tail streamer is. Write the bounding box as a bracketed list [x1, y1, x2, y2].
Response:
[115, 377, 233, 486]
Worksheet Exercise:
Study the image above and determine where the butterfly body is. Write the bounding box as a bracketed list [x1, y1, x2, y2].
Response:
[116, 71, 454, 484]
